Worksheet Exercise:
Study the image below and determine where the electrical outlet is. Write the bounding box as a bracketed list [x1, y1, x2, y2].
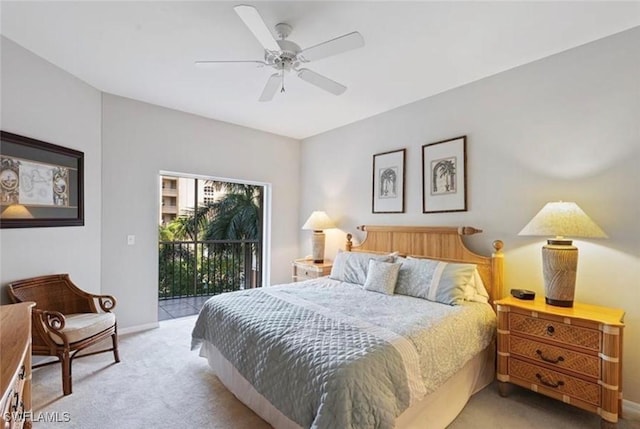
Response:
[127, 235, 135, 245]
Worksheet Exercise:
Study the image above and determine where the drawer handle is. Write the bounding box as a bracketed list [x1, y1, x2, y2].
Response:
[536, 373, 564, 389]
[546, 325, 555, 336]
[536, 349, 565, 364]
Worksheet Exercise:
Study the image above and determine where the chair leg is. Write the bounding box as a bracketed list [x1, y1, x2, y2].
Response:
[111, 331, 120, 363]
[60, 350, 72, 396]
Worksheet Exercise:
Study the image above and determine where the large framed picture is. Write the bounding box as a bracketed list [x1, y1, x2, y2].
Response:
[422, 136, 467, 213]
[372, 148, 405, 213]
[0, 131, 84, 228]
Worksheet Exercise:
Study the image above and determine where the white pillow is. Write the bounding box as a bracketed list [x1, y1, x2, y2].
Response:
[329, 250, 396, 285]
[395, 256, 477, 305]
[395, 257, 439, 299]
[426, 261, 477, 305]
[363, 259, 401, 295]
[464, 269, 490, 303]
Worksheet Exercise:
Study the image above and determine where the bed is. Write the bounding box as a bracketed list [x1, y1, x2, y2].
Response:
[192, 225, 504, 429]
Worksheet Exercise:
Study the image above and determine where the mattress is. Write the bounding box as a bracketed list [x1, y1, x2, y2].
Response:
[192, 278, 496, 429]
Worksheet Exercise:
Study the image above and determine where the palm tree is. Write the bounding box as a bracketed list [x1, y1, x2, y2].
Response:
[432, 159, 456, 193]
[201, 183, 262, 290]
[172, 205, 211, 241]
[379, 168, 397, 197]
[202, 184, 261, 241]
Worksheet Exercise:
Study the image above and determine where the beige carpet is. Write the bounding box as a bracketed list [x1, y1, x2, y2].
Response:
[31, 315, 639, 429]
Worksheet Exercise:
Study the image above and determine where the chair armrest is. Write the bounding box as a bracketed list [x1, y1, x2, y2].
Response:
[36, 309, 66, 330]
[33, 309, 69, 346]
[86, 293, 117, 312]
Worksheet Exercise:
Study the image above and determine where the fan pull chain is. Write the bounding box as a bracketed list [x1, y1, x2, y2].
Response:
[281, 70, 285, 93]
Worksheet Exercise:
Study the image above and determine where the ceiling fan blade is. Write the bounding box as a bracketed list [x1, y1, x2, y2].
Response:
[298, 32, 364, 62]
[259, 73, 281, 102]
[195, 60, 266, 67]
[297, 68, 346, 95]
[234, 5, 280, 53]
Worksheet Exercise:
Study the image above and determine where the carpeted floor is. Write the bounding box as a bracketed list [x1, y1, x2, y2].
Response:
[31, 315, 639, 429]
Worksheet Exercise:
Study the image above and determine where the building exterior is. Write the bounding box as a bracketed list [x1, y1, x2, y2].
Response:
[160, 176, 179, 225]
[159, 176, 220, 225]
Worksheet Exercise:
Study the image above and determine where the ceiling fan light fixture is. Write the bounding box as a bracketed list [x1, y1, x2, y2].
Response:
[198, 5, 364, 101]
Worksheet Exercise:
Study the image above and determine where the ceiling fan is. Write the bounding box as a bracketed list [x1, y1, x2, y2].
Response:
[196, 5, 365, 102]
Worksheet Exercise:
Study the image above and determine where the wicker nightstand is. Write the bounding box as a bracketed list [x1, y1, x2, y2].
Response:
[495, 296, 625, 428]
[291, 259, 332, 282]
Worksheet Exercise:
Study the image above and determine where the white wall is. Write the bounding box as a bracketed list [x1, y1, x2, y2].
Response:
[101, 94, 300, 329]
[0, 37, 102, 299]
[300, 28, 640, 402]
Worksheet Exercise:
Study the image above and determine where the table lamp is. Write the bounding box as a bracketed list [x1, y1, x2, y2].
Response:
[302, 211, 336, 263]
[1, 204, 33, 219]
[518, 201, 607, 307]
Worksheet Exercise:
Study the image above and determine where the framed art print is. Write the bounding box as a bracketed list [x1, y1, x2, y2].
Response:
[422, 136, 467, 213]
[1, 131, 84, 228]
[372, 148, 405, 213]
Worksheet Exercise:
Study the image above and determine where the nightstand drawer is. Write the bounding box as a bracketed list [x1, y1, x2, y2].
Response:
[291, 259, 332, 282]
[509, 313, 600, 351]
[510, 359, 601, 406]
[509, 336, 600, 378]
[295, 266, 320, 279]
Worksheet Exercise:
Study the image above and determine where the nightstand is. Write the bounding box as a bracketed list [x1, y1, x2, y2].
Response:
[291, 259, 332, 282]
[495, 296, 625, 428]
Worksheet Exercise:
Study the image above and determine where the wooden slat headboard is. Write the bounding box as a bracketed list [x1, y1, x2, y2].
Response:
[346, 225, 504, 304]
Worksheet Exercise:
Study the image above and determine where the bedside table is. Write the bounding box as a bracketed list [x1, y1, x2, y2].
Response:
[291, 259, 332, 282]
[495, 296, 625, 428]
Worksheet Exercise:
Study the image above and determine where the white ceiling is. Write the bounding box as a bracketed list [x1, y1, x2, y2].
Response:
[1, 1, 639, 140]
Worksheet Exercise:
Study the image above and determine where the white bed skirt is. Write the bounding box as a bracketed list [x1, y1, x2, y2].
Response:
[199, 340, 495, 429]
[394, 342, 495, 429]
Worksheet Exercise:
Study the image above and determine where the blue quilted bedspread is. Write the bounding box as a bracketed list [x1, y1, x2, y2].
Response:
[191, 279, 495, 429]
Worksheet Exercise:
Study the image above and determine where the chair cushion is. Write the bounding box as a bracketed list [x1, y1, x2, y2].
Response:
[49, 313, 116, 345]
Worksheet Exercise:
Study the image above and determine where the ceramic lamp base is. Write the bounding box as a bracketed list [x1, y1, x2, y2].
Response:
[542, 240, 578, 307]
[311, 231, 325, 263]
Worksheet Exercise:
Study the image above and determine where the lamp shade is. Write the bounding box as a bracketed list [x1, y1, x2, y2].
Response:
[302, 211, 336, 231]
[518, 202, 607, 239]
[1, 204, 33, 219]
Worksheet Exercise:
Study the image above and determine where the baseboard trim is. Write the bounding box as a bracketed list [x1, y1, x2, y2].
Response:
[623, 399, 640, 421]
[119, 322, 159, 335]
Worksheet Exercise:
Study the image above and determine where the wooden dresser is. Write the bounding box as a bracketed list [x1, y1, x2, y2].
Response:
[495, 296, 624, 428]
[291, 259, 332, 282]
[1, 302, 35, 429]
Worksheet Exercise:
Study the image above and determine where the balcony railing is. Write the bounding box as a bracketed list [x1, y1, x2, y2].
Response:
[159, 239, 261, 300]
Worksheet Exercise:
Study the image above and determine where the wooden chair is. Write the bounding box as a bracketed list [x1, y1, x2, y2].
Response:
[7, 274, 120, 395]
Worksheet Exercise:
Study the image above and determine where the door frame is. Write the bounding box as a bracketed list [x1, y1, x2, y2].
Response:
[158, 170, 272, 289]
